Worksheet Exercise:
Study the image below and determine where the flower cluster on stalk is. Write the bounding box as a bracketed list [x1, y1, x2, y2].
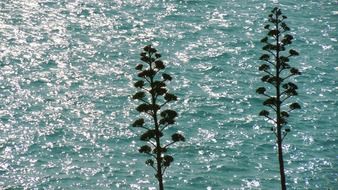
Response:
[132, 45, 185, 175]
[257, 7, 301, 140]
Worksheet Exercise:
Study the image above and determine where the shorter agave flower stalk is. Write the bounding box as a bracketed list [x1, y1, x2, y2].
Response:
[132, 45, 185, 190]
[257, 7, 301, 190]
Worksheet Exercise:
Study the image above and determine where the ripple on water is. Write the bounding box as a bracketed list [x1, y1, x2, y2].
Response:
[0, 0, 337, 189]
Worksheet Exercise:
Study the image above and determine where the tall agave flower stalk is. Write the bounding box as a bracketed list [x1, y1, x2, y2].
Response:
[132, 45, 185, 190]
[257, 7, 301, 190]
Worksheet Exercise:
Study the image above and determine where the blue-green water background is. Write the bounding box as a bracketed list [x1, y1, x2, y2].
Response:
[0, 0, 337, 189]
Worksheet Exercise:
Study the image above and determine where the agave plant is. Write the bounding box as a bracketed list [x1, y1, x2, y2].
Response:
[257, 7, 301, 190]
[132, 45, 185, 190]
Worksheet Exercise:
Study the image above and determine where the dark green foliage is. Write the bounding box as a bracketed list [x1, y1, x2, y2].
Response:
[146, 159, 154, 166]
[134, 80, 145, 88]
[132, 45, 184, 190]
[162, 73, 172, 81]
[256, 87, 266, 94]
[171, 133, 185, 142]
[136, 103, 152, 113]
[155, 60, 165, 69]
[140, 130, 157, 141]
[133, 92, 146, 100]
[281, 111, 289, 118]
[289, 102, 301, 110]
[164, 93, 177, 102]
[261, 75, 270, 82]
[139, 145, 152, 153]
[259, 64, 270, 71]
[259, 54, 270, 60]
[163, 155, 174, 167]
[160, 109, 178, 118]
[289, 49, 299, 56]
[259, 110, 270, 117]
[132, 118, 145, 127]
[135, 64, 143, 70]
[257, 7, 301, 190]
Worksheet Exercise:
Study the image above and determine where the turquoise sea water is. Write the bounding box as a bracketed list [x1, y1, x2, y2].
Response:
[0, 0, 337, 189]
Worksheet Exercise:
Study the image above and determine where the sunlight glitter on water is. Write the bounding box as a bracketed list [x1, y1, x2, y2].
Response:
[0, 0, 337, 189]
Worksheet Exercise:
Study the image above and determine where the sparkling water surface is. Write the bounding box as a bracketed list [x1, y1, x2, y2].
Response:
[0, 0, 337, 189]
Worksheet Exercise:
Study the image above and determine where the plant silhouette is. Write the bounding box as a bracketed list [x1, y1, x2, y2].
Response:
[257, 7, 301, 190]
[132, 45, 185, 190]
